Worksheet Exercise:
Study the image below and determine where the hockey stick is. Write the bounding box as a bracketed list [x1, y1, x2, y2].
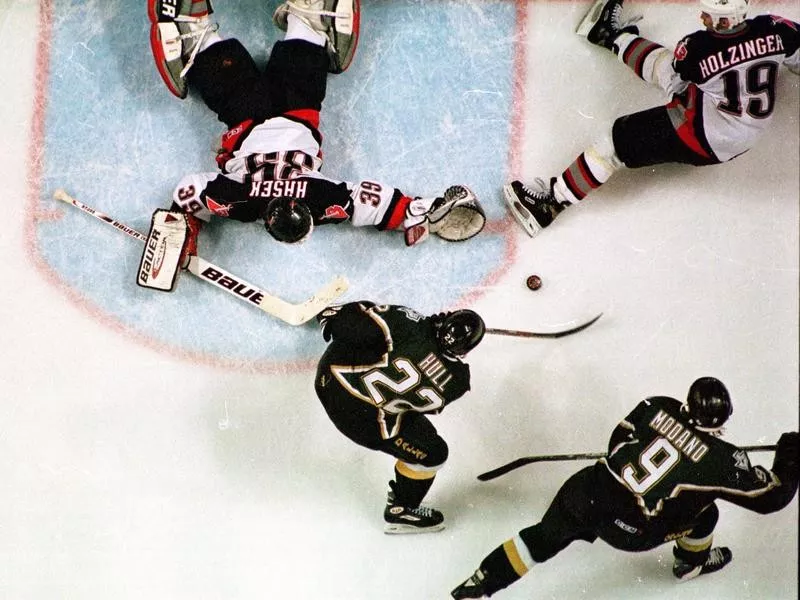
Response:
[486, 313, 602, 339]
[53, 189, 348, 325]
[477, 444, 778, 481]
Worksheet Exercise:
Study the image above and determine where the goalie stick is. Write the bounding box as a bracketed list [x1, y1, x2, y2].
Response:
[486, 313, 602, 339]
[477, 444, 778, 481]
[53, 189, 348, 325]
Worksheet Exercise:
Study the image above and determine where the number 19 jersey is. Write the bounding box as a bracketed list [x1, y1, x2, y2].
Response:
[671, 15, 800, 161]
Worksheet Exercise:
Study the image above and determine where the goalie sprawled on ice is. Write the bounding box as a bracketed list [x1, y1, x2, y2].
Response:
[141, 0, 486, 291]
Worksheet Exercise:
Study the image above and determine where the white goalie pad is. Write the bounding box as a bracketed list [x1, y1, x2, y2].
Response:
[575, 0, 608, 36]
[575, 0, 642, 37]
[137, 209, 188, 292]
[429, 186, 486, 242]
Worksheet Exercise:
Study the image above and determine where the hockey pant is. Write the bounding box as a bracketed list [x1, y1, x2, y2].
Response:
[315, 376, 447, 507]
[551, 35, 719, 206]
[187, 38, 329, 128]
[467, 465, 720, 596]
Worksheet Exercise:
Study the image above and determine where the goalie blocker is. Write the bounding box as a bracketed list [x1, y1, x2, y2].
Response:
[137, 209, 192, 292]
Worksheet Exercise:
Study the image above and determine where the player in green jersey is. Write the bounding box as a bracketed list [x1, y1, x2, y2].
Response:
[452, 377, 799, 598]
[314, 301, 485, 533]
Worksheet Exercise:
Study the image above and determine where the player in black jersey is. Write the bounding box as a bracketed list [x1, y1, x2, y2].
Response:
[144, 1, 485, 288]
[504, 0, 800, 238]
[451, 377, 799, 598]
[313, 301, 485, 533]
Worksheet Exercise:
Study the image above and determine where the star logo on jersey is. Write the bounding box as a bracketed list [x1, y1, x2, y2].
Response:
[206, 196, 232, 217]
[733, 450, 750, 471]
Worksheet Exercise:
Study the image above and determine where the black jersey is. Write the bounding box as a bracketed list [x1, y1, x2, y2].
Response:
[171, 172, 354, 225]
[601, 396, 794, 519]
[316, 302, 472, 434]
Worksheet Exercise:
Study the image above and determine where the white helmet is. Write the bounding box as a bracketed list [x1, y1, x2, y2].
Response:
[700, 0, 749, 30]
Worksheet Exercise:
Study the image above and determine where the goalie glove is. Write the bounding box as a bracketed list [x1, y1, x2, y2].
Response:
[403, 185, 485, 247]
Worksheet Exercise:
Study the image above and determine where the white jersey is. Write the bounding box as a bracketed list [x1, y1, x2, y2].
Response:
[670, 15, 800, 161]
[171, 115, 417, 233]
[217, 116, 324, 183]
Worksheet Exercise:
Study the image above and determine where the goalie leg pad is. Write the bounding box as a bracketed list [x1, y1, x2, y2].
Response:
[137, 210, 189, 292]
[273, 0, 360, 73]
[148, 0, 219, 98]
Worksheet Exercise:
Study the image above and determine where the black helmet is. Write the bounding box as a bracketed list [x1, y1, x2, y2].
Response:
[434, 309, 485, 358]
[686, 376, 732, 431]
[264, 196, 313, 244]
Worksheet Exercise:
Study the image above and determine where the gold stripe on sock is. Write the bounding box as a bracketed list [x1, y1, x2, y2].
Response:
[677, 534, 713, 552]
[395, 460, 437, 480]
[503, 539, 530, 577]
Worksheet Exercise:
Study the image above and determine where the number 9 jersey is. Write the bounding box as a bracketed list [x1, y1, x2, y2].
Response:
[601, 396, 796, 519]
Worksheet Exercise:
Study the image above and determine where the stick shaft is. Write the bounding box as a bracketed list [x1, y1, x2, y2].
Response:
[477, 444, 778, 481]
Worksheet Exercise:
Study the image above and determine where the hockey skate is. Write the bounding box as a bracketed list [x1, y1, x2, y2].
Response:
[273, 0, 361, 73]
[451, 569, 489, 599]
[148, 0, 218, 98]
[383, 491, 445, 534]
[673, 546, 733, 582]
[503, 178, 568, 238]
[576, 0, 642, 50]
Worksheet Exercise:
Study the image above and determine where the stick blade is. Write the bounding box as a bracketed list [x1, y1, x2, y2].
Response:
[553, 312, 603, 337]
[258, 275, 349, 325]
[486, 312, 603, 339]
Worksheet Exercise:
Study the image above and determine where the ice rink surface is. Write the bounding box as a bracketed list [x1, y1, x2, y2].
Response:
[1, 1, 797, 599]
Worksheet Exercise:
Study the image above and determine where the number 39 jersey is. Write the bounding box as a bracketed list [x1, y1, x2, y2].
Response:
[670, 15, 800, 161]
[316, 303, 472, 439]
[601, 396, 783, 518]
[168, 113, 414, 233]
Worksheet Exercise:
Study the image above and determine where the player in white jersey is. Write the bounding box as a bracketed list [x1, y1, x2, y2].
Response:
[148, 0, 485, 271]
[504, 0, 800, 238]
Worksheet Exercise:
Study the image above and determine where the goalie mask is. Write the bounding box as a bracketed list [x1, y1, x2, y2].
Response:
[264, 196, 313, 244]
[433, 309, 486, 358]
[683, 376, 733, 432]
[699, 0, 748, 30]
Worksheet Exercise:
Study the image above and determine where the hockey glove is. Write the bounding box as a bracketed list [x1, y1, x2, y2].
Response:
[317, 305, 344, 342]
[774, 431, 799, 473]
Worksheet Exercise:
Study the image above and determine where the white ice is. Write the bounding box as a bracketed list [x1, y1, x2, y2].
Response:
[0, 1, 797, 599]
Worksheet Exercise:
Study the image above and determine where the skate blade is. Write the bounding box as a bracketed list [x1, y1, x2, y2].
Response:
[383, 522, 446, 534]
[502, 184, 542, 238]
[576, 0, 608, 36]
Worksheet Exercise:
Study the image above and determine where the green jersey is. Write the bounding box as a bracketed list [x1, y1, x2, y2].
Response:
[316, 302, 471, 437]
[602, 396, 786, 518]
